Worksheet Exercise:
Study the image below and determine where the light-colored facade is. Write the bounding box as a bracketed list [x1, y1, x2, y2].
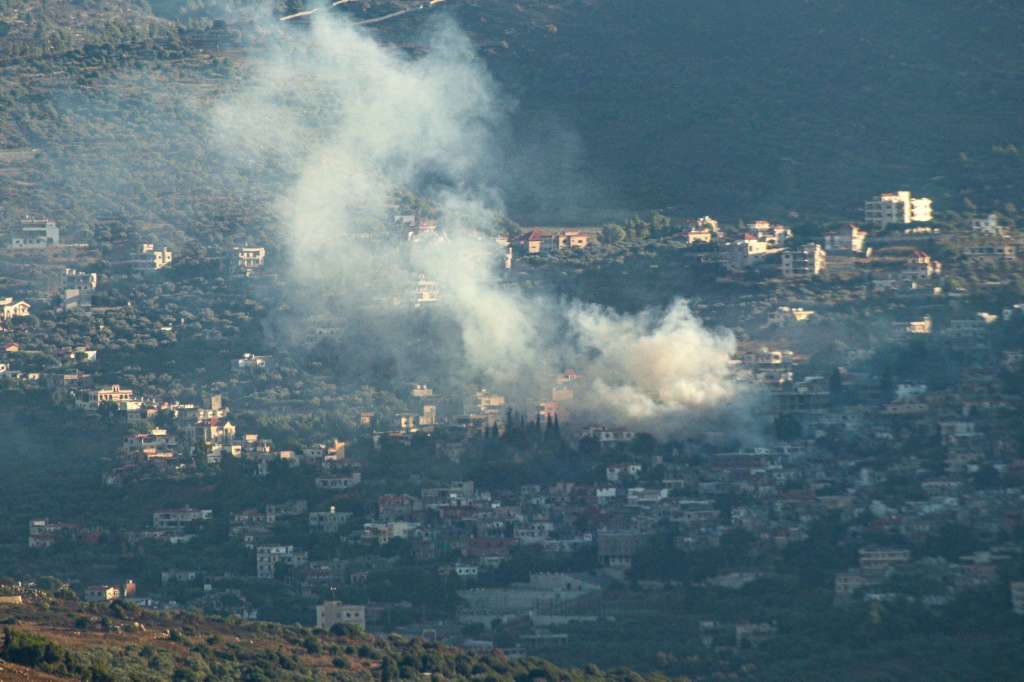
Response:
[781, 243, 826, 277]
[130, 244, 173, 271]
[1011, 581, 1024, 615]
[76, 384, 133, 410]
[256, 545, 308, 579]
[153, 508, 212, 530]
[232, 246, 265, 271]
[823, 224, 867, 253]
[314, 472, 362, 490]
[62, 269, 97, 291]
[901, 251, 941, 280]
[720, 235, 773, 270]
[0, 297, 30, 320]
[969, 214, 1007, 236]
[864, 191, 932, 225]
[11, 216, 59, 248]
[309, 507, 353, 532]
[316, 601, 366, 630]
[62, 288, 92, 310]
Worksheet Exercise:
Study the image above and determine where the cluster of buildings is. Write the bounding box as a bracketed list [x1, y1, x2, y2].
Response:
[5, 194, 1024, 649]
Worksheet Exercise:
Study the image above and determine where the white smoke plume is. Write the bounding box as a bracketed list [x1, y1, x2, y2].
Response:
[213, 11, 746, 437]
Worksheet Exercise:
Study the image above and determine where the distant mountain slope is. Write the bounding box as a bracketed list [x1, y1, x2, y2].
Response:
[451, 0, 1024, 219]
[0, 592, 656, 682]
[0, 0, 1020, 230]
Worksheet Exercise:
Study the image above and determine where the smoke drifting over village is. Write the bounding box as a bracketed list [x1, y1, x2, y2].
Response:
[213, 13, 744, 437]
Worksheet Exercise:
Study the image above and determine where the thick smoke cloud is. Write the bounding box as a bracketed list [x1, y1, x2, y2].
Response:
[214, 12, 745, 437]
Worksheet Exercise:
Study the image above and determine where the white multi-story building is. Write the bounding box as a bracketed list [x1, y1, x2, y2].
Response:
[11, 216, 60, 248]
[231, 246, 265, 271]
[969, 214, 1008, 237]
[720, 234, 773, 270]
[864, 191, 932, 225]
[153, 508, 212, 530]
[781, 243, 826, 277]
[582, 427, 637, 449]
[823, 224, 867, 252]
[256, 545, 308, 579]
[901, 251, 941, 280]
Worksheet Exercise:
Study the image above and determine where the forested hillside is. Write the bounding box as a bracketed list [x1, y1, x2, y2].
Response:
[1, 0, 1022, 233]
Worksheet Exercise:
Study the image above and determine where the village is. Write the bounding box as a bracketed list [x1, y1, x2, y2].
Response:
[1, 189, 1023, 661]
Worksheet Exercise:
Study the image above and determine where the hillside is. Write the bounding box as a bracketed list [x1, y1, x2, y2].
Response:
[450, 0, 1024, 220]
[0, 591, 657, 682]
[1, 0, 1022, 236]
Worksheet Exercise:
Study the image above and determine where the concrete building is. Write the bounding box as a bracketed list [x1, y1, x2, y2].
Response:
[231, 246, 265, 271]
[62, 269, 97, 291]
[129, 244, 173, 271]
[963, 245, 1016, 262]
[969, 214, 1007, 237]
[309, 507, 353, 532]
[859, 548, 911, 571]
[75, 384, 133, 410]
[901, 251, 941, 280]
[720, 234, 774, 270]
[596, 531, 652, 569]
[316, 601, 366, 630]
[767, 307, 815, 325]
[781, 243, 826, 277]
[153, 508, 212, 531]
[256, 545, 308, 579]
[83, 586, 120, 602]
[864, 191, 932, 225]
[62, 289, 92, 311]
[11, 216, 59, 248]
[824, 224, 867, 253]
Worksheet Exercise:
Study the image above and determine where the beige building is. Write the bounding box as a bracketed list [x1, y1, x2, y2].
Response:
[316, 601, 366, 630]
[75, 384, 133, 410]
[232, 246, 266, 271]
[864, 191, 932, 225]
[781, 243, 826, 277]
[824, 224, 867, 253]
[130, 244, 173, 271]
[1011, 582, 1024, 615]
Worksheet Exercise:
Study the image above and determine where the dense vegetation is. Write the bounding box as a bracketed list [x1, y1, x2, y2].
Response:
[0, 594, 681, 682]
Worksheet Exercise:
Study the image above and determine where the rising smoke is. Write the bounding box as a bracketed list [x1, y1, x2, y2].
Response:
[214, 11, 746, 437]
